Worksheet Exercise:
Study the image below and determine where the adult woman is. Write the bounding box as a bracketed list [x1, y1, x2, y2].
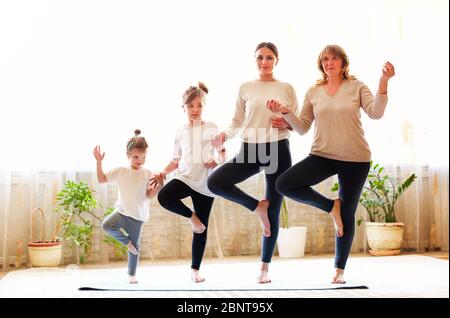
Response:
[268, 44, 395, 284]
[208, 42, 298, 283]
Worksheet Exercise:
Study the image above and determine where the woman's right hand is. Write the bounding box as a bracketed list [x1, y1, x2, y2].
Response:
[266, 99, 290, 114]
[93, 145, 105, 162]
[211, 132, 225, 148]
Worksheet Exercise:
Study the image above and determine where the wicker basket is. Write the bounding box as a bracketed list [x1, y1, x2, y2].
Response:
[28, 208, 62, 267]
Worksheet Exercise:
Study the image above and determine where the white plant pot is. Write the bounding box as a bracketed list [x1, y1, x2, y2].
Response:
[365, 222, 404, 256]
[277, 226, 307, 258]
[28, 241, 62, 267]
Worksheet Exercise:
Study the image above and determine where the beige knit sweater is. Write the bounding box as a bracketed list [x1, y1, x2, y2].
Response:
[283, 79, 388, 162]
[224, 80, 299, 143]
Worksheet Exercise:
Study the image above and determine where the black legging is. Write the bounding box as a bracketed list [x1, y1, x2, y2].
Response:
[157, 179, 214, 270]
[207, 139, 292, 263]
[276, 154, 370, 269]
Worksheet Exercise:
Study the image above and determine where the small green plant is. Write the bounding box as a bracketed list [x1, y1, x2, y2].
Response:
[53, 181, 102, 263]
[280, 198, 289, 228]
[331, 161, 417, 225]
[103, 207, 128, 259]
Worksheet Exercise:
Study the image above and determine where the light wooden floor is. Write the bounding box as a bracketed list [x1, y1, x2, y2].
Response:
[0, 252, 448, 298]
[0, 251, 448, 299]
[0, 251, 448, 279]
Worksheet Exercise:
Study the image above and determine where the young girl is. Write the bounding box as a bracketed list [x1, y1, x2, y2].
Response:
[94, 129, 163, 284]
[153, 82, 225, 283]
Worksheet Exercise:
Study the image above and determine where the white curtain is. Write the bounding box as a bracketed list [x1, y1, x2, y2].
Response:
[1, 166, 448, 270]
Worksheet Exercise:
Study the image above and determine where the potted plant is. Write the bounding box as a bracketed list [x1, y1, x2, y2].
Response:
[332, 161, 417, 256]
[28, 207, 63, 267]
[277, 198, 307, 257]
[53, 180, 102, 264]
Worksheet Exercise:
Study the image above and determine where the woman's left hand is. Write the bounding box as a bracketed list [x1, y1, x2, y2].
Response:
[381, 61, 395, 80]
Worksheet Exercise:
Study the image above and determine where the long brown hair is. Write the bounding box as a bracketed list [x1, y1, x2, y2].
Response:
[316, 44, 356, 85]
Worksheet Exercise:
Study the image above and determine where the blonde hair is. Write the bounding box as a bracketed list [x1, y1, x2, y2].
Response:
[182, 82, 208, 107]
[316, 45, 356, 85]
[126, 129, 148, 154]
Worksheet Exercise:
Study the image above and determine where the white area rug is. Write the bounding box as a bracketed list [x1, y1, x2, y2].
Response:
[0, 255, 448, 298]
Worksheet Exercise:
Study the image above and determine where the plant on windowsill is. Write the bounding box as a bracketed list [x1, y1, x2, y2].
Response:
[53, 180, 102, 264]
[277, 198, 307, 258]
[331, 161, 417, 256]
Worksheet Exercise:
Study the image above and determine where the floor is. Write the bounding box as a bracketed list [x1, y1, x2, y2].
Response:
[0, 252, 448, 298]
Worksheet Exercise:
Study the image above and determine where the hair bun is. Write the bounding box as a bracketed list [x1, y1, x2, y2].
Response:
[198, 82, 208, 95]
[134, 129, 141, 136]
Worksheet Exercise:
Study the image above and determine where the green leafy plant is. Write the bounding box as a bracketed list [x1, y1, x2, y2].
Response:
[53, 181, 102, 263]
[280, 198, 289, 228]
[103, 207, 128, 259]
[332, 161, 417, 225]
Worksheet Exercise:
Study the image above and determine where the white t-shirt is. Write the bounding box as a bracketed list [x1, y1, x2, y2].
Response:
[105, 166, 152, 221]
[172, 121, 218, 197]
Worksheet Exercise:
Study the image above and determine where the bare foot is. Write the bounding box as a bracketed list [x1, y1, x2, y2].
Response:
[191, 269, 205, 283]
[255, 199, 271, 237]
[330, 199, 344, 237]
[129, 275, 138, 284]
[257, 270, 272, 284]
[190, 213, 206, 234]
[331, 268, 346, 284]
[257, 262, 271, 284]
[127, 241, 139, 255]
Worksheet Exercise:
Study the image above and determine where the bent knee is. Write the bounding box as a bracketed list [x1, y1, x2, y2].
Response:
[157, 187, 170, 206]
[207, 175, 223, 194]
[275, 176, 289, 195]
[101, 219, 112, 233]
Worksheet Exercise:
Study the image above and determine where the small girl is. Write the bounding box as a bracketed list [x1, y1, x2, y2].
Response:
[154, 82, 225, 283]
[94, 129, 162, 284]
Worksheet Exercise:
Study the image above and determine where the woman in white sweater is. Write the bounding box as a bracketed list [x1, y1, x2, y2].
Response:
[267, 44, 395, 284]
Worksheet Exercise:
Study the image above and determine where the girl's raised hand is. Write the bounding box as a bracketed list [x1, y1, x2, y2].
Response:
[93, 145, 105, 162]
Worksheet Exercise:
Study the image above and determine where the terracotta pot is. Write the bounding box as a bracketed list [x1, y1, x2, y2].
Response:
[28, 240, 62, 267]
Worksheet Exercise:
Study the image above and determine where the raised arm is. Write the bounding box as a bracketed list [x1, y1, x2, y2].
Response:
[361, 61, 396, 120]
[93, 145, 107, 183]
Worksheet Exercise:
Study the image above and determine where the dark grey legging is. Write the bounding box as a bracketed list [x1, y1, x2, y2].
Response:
[101, 211, 144, 276]
[207, 139, 292, 263]
[157, 179, 214, 270]
[275, 154, 370, 269]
